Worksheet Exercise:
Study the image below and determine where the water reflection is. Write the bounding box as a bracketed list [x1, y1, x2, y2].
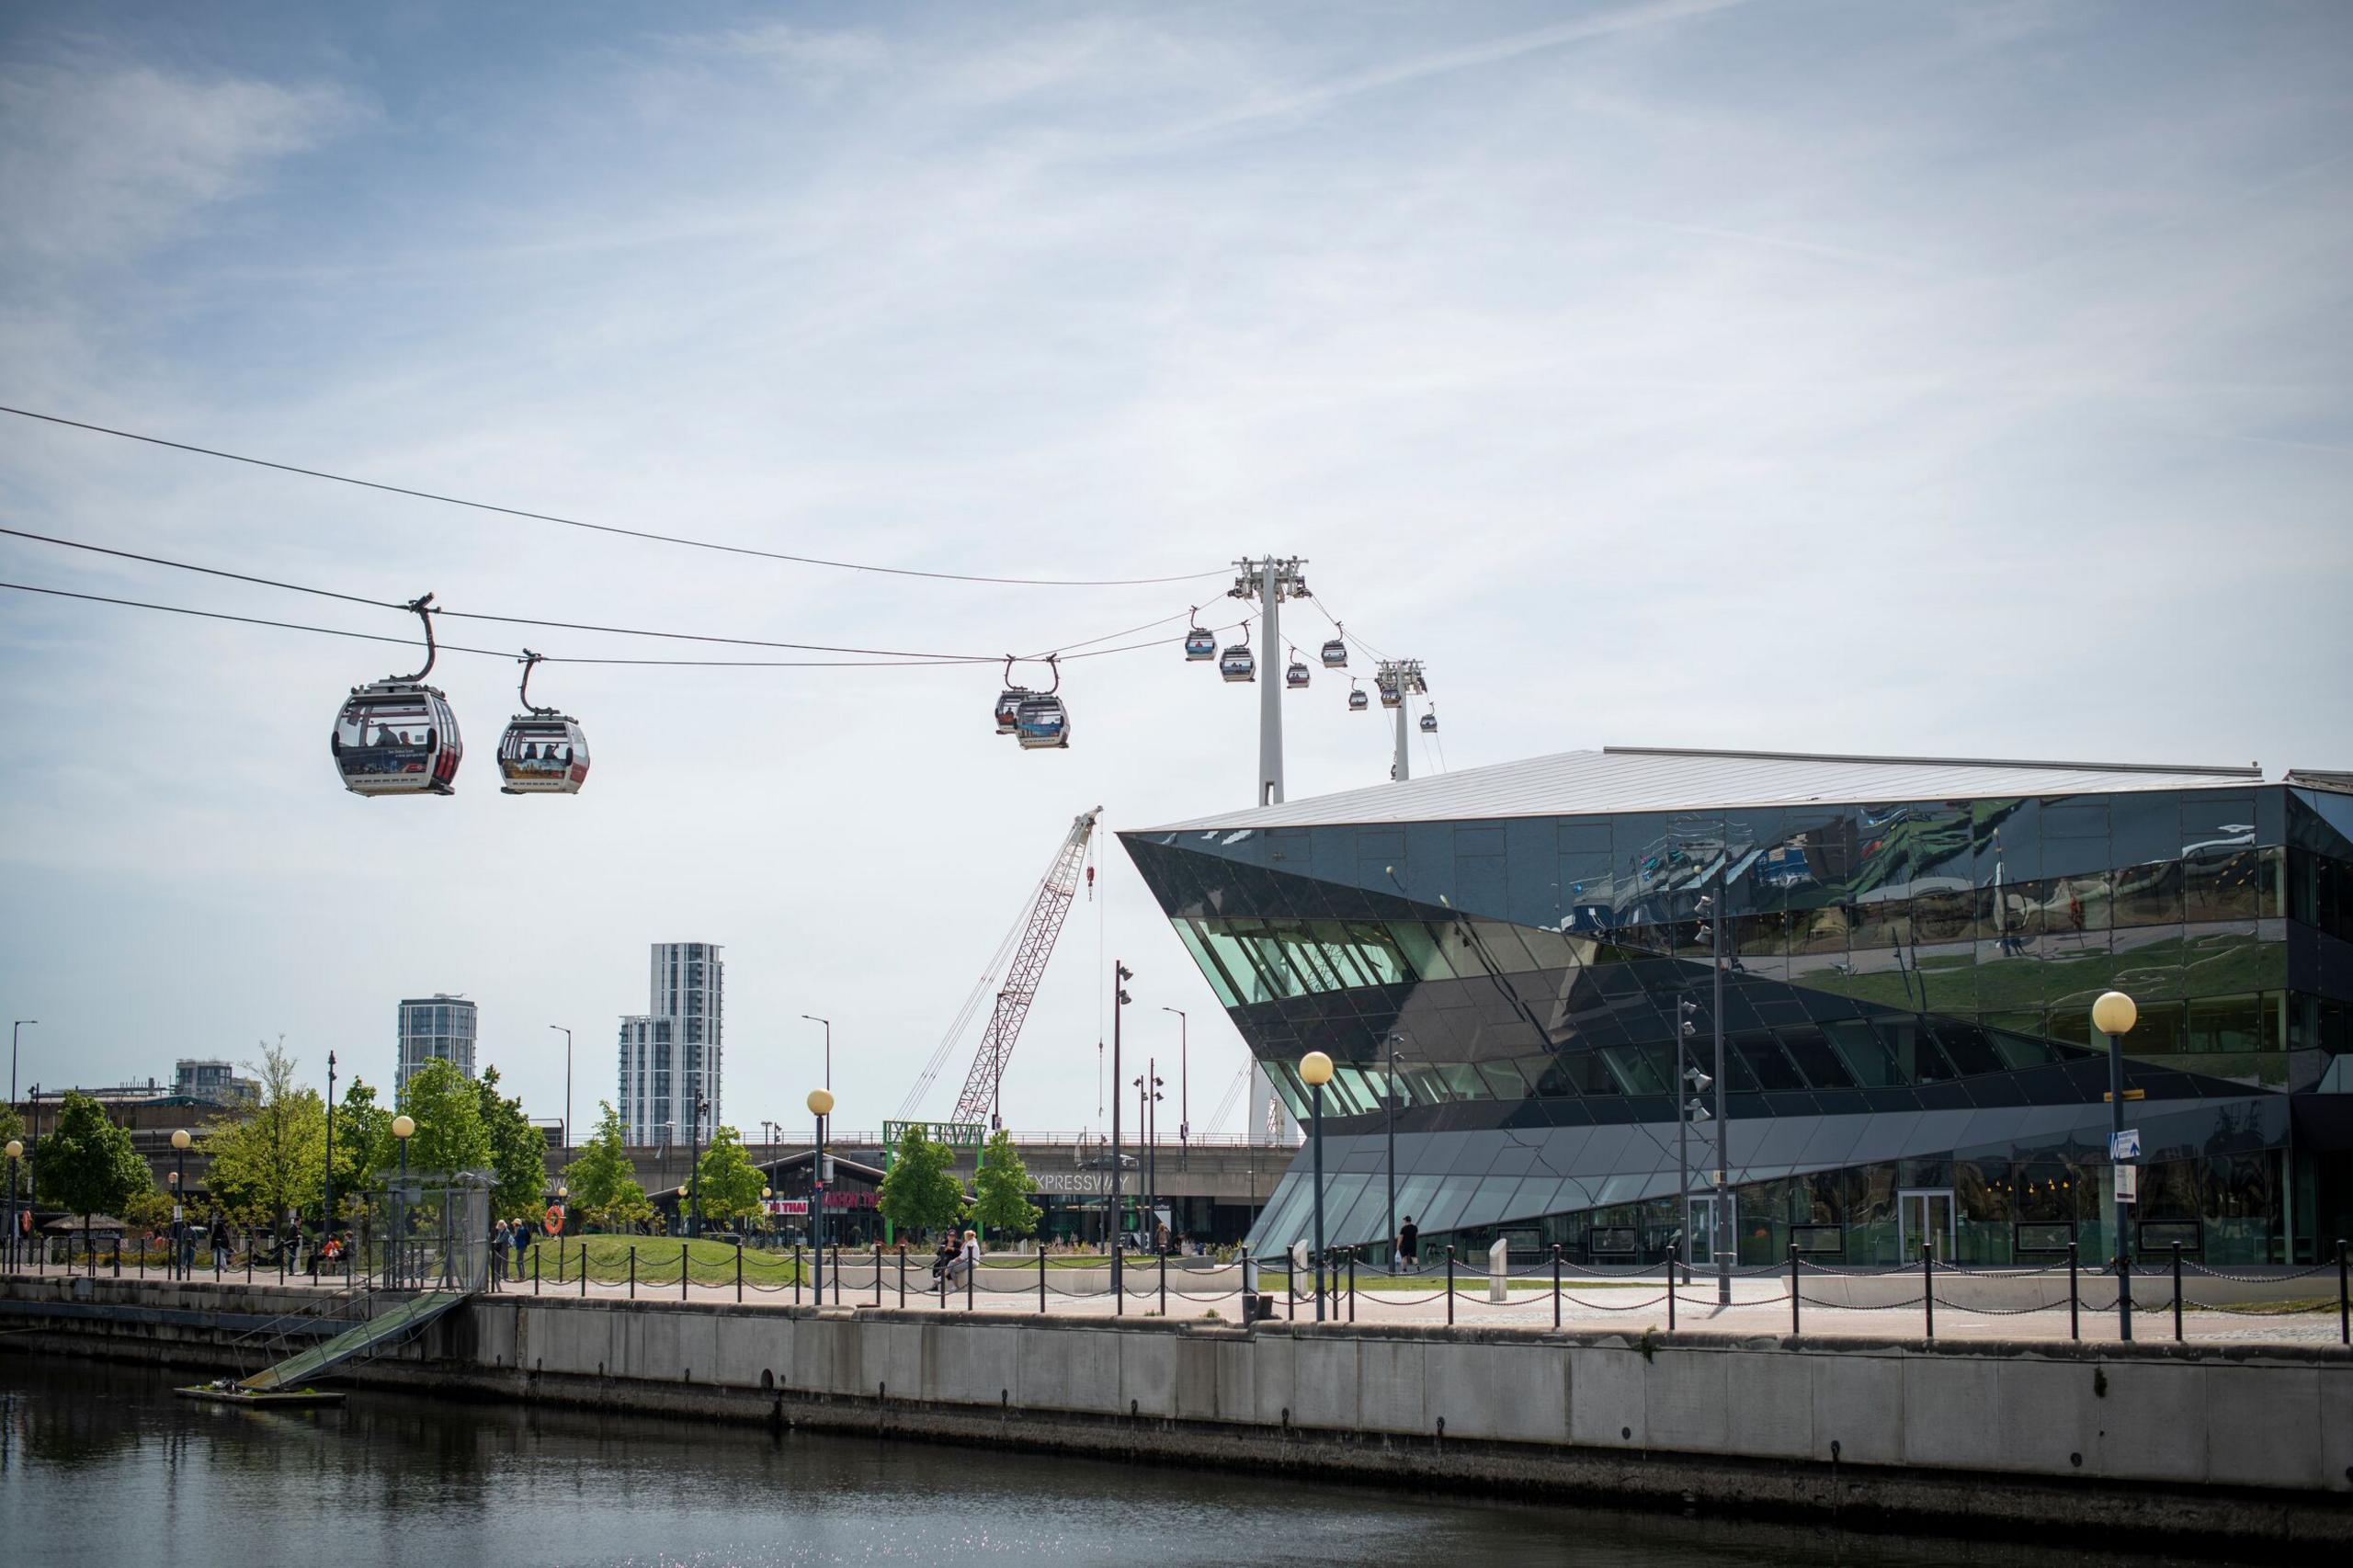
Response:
[0, 1358, 2227, 1567]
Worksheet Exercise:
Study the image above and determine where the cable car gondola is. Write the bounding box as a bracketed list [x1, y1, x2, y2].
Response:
[994, 655, 1030, 734]
[1013, 655, 1070, 750]
[332, 594, 462, 797]
[1320, 627, 1348, 669]
[1220, 622, 1256, 683]
[497, 650, 590, 795]
[1420, 708, 1438, 733]
[1183, 607, 1216, 663]
[1284, 649, 1311, 689]
[1378, 675, 1403, 710]
[1347, 680, 1369, 711]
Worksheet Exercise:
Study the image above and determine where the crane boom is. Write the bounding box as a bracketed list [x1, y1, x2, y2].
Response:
[947, 806, 1100, 1126]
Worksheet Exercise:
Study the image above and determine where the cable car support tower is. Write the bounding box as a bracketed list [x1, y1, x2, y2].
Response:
[1231, 556, 1311, 806]
[900, 807, 1101, 1130]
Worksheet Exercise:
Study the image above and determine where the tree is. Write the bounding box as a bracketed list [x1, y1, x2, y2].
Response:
[331, 1078, 393, 1214]
[201, 1040, 325, 1228]
[972, 1129, 1041, 1247]
[475, 1067, 550, 1221]
[877, 1125, 961, 1237]
[563, 1101, 651, 1232]
[34, 1092, 153, 1247]
[397, 1058, 491, 1176]
[694, 1126, 766, 1229]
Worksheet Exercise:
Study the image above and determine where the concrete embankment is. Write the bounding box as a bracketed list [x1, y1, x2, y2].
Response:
[4, 1273, 2347, 1556]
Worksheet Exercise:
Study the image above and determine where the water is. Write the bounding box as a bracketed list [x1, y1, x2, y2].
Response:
[0, 1357, 2211, 1567]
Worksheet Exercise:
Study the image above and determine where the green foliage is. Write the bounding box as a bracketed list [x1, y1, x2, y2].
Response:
[397, 1058, 492, 1176]
[971, 1129, 1040, 1244]
[331, 1078, 392, 1210]
[199, 1040, 325, 1226]
[35, 1091, 153, 1223]
[877, 1125, 961, 1236]
[475, 1067, 550, 1220]
[563, 1101, 652, 1231]
[0, 1101, 23, 1153]
[120, 1186, 175, 1233]
[694, 1126, 766, 1226]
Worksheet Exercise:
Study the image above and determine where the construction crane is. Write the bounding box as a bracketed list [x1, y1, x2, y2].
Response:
[897, 806, 1100, 1128]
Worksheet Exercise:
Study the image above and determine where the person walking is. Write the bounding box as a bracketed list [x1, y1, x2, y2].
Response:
[176, 1215, 197, 1280]
[1395, 1215, 1420, 1275]
[209, 1212, 230, 1274]
[513, 1221, 530, 1282]
[488, 1219, 509, 1292]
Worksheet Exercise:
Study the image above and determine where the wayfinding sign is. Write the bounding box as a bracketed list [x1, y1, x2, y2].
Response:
[2109, 1129, 2142, 1162]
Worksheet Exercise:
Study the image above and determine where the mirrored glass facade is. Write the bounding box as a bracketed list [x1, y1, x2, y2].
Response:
[397, 994, 477, 1090]
[1122, 761, 2353, 1267]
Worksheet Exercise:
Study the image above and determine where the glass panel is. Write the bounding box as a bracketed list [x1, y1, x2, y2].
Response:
[1825, 1019, 1901, 1086]
[1600, 1043, 1672, 1095]
[1733, 1035, 1807, 1091]
[1777, 1027, 1858, 1089]
[2112, 861, 2183, 928]
[2184, 848, 2261, 924]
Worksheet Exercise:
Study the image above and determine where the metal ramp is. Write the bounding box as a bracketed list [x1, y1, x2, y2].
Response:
[238, 1290, 469, 1392]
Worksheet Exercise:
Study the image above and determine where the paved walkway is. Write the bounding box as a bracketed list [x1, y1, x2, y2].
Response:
[25, 1259, 2345, 1348]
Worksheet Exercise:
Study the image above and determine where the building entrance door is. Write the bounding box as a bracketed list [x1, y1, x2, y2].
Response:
[1686, 1195, 1733, 1267]
[1898, 1189, 1957, 1261]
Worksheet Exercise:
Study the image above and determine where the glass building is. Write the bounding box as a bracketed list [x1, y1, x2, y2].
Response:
[397, 994, 478, 1089]
[1121, 748, 2353, 1268]
[620, 941, 722, 1145]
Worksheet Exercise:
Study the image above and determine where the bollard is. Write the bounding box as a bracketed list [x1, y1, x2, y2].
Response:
[1160, 1250, 1167, 1317]
[1348, 1248, 1358, 1324]
[938, 1258, 946, 1311]
[964, 1247, 973, 1312]
[2068, 1241, 2079, 1341]
[113, 1238, 120, 1278]
[1286, 1258, 1295, 1321]
[535, 1244, 542, 1296]
[1115, 1239, 1125, 1319]
[1667, 1240, 1677, 1333]
[794, 1244, 803, 1304]
[1040, 1247, 1049, 1314]
[899, 1244, 907, 1309]
[1921, 1242, 1935, 1340]
[1550, 1244, 1562, 1329]
[1446, 1246, 1456, 1326]
[2339, 1239, 2348, 1346]
[629, 1244, 637, 1300]
[1789, 1243, 1800, 1336]
[2172, 1243, 2184, 1342]
[682, 1242, 690, 1301]
[558, 1235, 566, 1287]
[875, 1244, 884, 1309]
[580, 1239, 588, 1297]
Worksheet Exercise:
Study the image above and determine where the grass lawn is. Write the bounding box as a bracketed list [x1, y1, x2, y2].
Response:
[528, 1234, 806, 1288]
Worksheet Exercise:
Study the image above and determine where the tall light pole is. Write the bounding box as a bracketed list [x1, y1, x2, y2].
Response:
[549, 1026, 573, 1152]
[686, 1094, 709, 1238]
[802, 1016, 832, 1092]
[1706, 856, 1731, 1305]
[169, 1128, 191, 1279]
[323, 1051, 336, 1256]
[1160, 1007, 1188, 1155]
[1131, 1062, 1163, 1241]
[1109, 961, 1131, 1295]
[9, 1020, 32, 1105]
[1373, 660, 1425, 783]
[1300, 1050, 1334, 1322]
[1382, 1032, 1406, 1261]
[2093, 989, 2139, 1342]
[392, 1114, 415, 1289]
[808, 1087, 834, 1301]
[1230, 556, 1309, 807]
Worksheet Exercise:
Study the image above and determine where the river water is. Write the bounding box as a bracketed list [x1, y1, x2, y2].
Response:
[0, 1357, 2218, 1567]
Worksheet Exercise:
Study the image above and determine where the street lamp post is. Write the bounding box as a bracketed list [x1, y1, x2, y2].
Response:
[169, 1129, 191, 1280]
[1383, 1032, 1405, 1262]
[802, 1017, 832, 1092]
[9, 1020, 32, 1105]
[808, 1088, 834, 1301]
[686, 1095, 709, 1238]
[392, 1114, 415, 1289]
[2092, 989, 2139, 1342]
[1109, 962, 1131, 1296]
[549, 1026, 573, 1153]
[323, 1051, 336, 1259]
[1300, 1051, 1334, 1322]
[3, 1134, 18, 1271]
[1160, 1007, 1188, 1158]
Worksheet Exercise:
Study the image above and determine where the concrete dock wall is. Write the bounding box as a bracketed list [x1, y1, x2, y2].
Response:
[6, 1276, 2348, 1553]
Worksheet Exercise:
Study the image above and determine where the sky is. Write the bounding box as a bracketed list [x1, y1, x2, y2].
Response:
[2, 1, 2347, 1142]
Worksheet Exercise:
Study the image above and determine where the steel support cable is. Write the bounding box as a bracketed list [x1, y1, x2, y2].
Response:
[0, 525, 1222, 664]
[0, 404, 1228, 587]
[0, 580, 1235, 668]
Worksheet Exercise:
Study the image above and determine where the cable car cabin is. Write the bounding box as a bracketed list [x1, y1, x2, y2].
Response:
[1320, 637, 1348, 669]
[1219, 645, 1256, 683]
[1378, 680, 1403, 709]
[1419, 711, 1438, 733]
[994, 687, 1029, 734]
[332, 682, 461, 796]
[1013, 693, 1069, 750]
[1284, 660, 1311, 689]
[1347, 687, 1370, 711]
[497, 715, 590, 794]
[1183, 628, 1216, 661]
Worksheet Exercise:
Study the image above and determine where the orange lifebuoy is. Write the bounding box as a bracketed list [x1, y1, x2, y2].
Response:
[543, 1204, 564, 1235]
